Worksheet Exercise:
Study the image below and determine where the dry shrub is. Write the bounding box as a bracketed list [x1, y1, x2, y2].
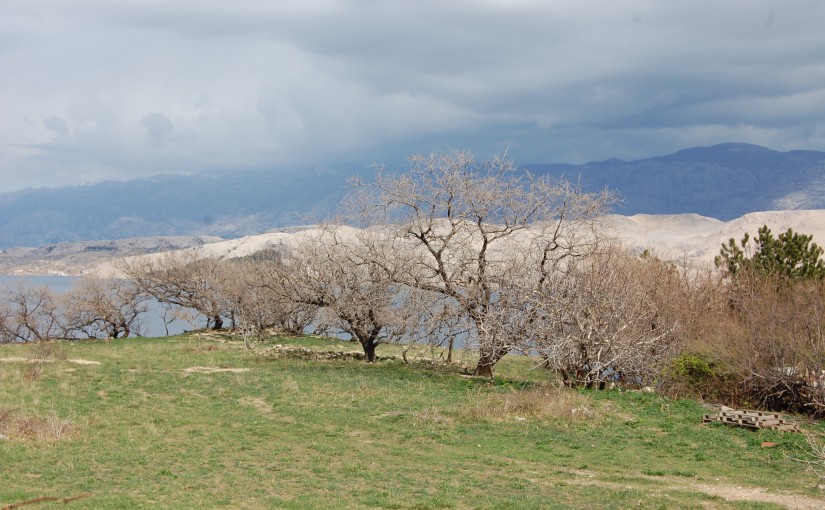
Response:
[0, 407, 74, 442]
[662, 269, 825, 416]
[465, 384, 603, 424]
[29, 340, 68, 362]
[792, 430, 825, 488]
[24, 363, 43, 382]
[725, 274, 825, 414]
[0, 407, 15, 427]
[17, 341, 70, 382]
[535, 247, 692, 389]
[411, 407, 454, 426]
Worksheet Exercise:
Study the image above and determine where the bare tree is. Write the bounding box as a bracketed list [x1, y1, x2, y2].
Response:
[275, 228, 430, 362]
[534, 247, 682, 388]
[221, 255, 316, 347]
[0, 283, 66, 343]
[63, 277, 148, 339]
[345, 149, 615, 376]
[120, 252, 231, 330]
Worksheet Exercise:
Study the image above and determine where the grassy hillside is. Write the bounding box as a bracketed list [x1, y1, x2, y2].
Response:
[1, 335, 823, 509]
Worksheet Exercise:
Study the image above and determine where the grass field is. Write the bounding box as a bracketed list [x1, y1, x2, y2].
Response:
[1, 334, 823, 509]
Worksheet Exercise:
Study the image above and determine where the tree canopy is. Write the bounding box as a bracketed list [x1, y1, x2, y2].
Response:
[715, 225, 825, 280]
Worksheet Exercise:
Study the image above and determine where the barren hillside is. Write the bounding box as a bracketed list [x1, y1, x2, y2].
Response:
[85, 210, 825, 277]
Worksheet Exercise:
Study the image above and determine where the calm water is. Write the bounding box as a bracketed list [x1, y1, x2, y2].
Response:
[0, 275, 194, 338]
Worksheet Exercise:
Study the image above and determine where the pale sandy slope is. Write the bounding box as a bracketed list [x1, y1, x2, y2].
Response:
[94, 210, 825, 276]
[608, 210, 825, 264]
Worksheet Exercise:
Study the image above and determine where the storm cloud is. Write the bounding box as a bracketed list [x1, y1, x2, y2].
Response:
[1, 0, 824, 191]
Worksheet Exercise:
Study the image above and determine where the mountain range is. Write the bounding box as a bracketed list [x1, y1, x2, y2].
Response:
[526, 143, 825, 220]
[1, 142, 824, 249]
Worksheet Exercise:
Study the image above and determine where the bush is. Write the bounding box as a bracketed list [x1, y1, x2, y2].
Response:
[661, 352, 742, 403]
[663, 271, 825, 416]
[671, 353, 718, 382]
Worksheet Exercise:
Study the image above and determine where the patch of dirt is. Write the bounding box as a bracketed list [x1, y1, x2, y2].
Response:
[239, 396, 273, 416]
[562, 468, 825, 509]
[0, 357, 100, 366]
[183, 366, 251, 373]
[67, 359, 101, 365]
[684, 481, 825, 509]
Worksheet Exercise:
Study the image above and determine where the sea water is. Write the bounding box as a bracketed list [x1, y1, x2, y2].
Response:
[0, 275, 195, 338]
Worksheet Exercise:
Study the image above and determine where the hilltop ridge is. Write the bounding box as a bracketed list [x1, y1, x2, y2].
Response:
[1, 143, 824, 249]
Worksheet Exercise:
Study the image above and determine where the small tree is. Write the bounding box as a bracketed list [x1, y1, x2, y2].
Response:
[534, 247, 682, 388]
[276, 228, 415, 362]
[222, 256, 316, 346]
[120, 252, 232, 330]
[0, 283, 66, 343]
[716, 225, 825, 280]
[64, 277, 148, 339]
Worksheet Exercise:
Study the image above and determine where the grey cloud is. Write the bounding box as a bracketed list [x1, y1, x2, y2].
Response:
[42, 116, 69, 136]
[1, 0, 824, 192]
[140, 112, 174, 147]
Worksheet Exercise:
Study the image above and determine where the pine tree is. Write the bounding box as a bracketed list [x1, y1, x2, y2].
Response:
[715, 225, 825, 280]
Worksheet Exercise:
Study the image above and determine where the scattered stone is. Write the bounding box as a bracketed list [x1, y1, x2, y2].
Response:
[256, 344, 401, 362]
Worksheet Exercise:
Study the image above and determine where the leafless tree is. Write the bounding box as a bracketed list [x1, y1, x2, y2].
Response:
[63, 277, 148, 339]
[221, 255, 316, 347]
[345, 149, 616, 376]
[533, 246, 682, 388]
[275, 227, 433, 362]
[0, 283, 66, 343]
[120, 252, 231, 330]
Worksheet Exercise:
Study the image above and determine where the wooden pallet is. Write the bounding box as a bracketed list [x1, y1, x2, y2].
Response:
[702, 409, 801, 432]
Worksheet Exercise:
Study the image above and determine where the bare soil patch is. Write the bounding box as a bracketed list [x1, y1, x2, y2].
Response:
[0, 357, 100, 366]
[239, 396, 273, 416]
[0, 357, 31, 363]
[564, 468, 825, 509]
[183, 366, 251, 373]
[687, 481, 825, 509]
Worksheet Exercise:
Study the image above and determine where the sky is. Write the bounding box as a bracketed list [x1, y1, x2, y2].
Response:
[1, 0, 824, 192]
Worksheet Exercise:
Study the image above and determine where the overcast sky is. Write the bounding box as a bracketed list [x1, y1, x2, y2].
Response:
[1, 1, 824, 192]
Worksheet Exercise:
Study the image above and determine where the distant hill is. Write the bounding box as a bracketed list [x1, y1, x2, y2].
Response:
[1, 143, 824, 248]
[526, 143, 825, 220]
[0, 235, 224, 276]
[0, 168, 354, 248]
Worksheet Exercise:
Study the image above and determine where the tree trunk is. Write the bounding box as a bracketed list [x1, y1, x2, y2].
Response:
[362, 341, 377, 363]
[473, 356, 496, 377]
[473, 342, 509, 377]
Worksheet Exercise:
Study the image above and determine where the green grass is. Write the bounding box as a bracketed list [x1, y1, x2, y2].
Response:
[1, 334, 822, 509]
